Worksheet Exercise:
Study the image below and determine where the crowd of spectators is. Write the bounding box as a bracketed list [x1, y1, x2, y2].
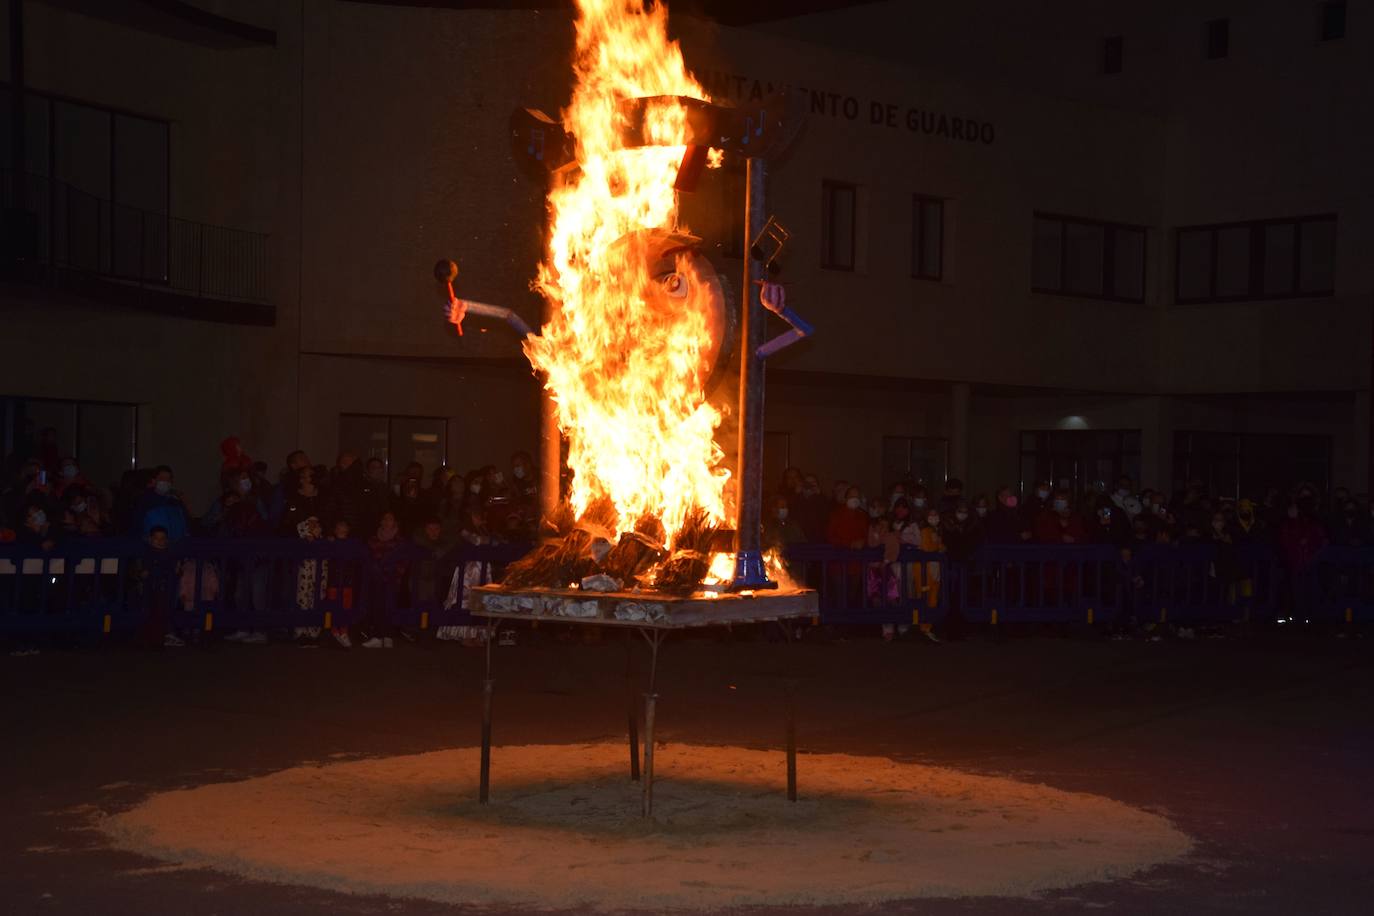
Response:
[764, 467, 1359, 560]
[1, 431, 541, 650]
[1, 433, 542, 549]
[2, 429, 1366, 648]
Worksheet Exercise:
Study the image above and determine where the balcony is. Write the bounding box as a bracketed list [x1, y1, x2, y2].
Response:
[1, 169, 273, 325]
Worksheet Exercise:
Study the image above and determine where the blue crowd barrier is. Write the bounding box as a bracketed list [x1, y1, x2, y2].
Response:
[778, 542, 1345, 629]
[0, 537, 530, 639]
[1, 537, 1368, 637]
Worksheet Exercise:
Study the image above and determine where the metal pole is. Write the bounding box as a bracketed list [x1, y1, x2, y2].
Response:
[641, 692, 657, 817]
[479, 621, 495, 804]
[539, 389, 559, 525]
[625, 630, 640, 781]
[729, 156, 774, 591]
[785, 679, 797, 802]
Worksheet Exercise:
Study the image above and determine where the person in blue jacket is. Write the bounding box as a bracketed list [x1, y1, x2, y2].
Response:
[131, 465, 189, 542]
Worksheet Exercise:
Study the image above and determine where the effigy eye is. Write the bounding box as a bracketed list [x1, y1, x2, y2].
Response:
[661, 273, 688, 298]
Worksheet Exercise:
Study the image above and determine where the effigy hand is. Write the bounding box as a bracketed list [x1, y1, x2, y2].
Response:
[758, 280, 786, 315]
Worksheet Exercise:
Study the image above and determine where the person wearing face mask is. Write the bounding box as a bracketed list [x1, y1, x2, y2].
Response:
[62, 487, 110, 537]
[438, 473, 469, 537]
[1329, 498, 1369, 547]
[764, 494, 806, 549]
[938, 478, 964, 515]
[1027, 480, 1053, 517]
[18, 501, 59, 551]
[269, 450, 313, 529]
[942, 499, 984, 562]
[361, 512, 406, 649]
[1279, 497, 1327, 582]
[393, 475, 430, 537]
[796, 474, 829, 542]
[831, 480, 851, 510]
[510, 451, 539, 503]
[216, 471, 272, 646]
[279, 465, 326, 537]
[908, 485, 929, 515]
[356, 457, 393, 535]
[1109, 475, 1136, 515]
[938, 500, 981, 640]
[52, 457, 93, 501]
[827, 485, 869, 550]
[1034, 490, 1087, 546]
[986, 486, 1028, 545]
[1093, 502, 1131, 547]
[131, 465, 188, 542]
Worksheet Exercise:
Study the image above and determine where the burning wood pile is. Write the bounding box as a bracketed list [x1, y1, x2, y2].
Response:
[502, 501, 729, 595]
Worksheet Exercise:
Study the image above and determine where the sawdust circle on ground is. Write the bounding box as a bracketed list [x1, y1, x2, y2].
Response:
[102, 743, 1191, 910]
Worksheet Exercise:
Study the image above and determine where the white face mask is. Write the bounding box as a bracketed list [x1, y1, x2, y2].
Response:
[975, 507, 988, 517]
[1037, 489, 1050, 500]
[72, 501, 88, 514]
[470, 484, 482, 494]
[956, 511, 969, 521]
[846, 497, 861, 510]
[61, 465, 78, 479]
[493, 472, 504, 485]
[155, 480, 172, 496]
[912, 497, 926, 508]
[512, 466, 526, 479]
[777, 508, 789, 520]
[237, 478, 253, 494]
[1053, 499, 1069, 512]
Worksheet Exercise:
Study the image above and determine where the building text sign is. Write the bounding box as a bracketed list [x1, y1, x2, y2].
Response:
[700, 70, 996, 146]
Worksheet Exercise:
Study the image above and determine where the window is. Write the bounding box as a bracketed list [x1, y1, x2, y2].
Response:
[1205, 18, 1230, 59]
[338, 414, 448, 485]
[762, 430, 791, 496]
[1019, 429, 1141, 500]
[1102, 35, 1124, 74]
[911, 195, 943, 280]
[1032, 213, 1146, 302]
[1319, 1, 1346, 41]
[820, 180, 857, 271]
[882, 436, 948, 494]
[1, 396, 138, 493]
[1174, 431, 1331, 499]
[1174, 216, 1336, 302]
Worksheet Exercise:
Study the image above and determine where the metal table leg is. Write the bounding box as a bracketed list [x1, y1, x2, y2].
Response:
[625, 630, 640, 782]
[639, 628, 665, 817]
[479, 619, 496, 804]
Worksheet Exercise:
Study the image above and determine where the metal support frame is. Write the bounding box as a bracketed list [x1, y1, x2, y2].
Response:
[638, 627, 666, 818]
[624, 629, 640, 782]
[729, 156, 774, 592]
[478, 619, 496, 805]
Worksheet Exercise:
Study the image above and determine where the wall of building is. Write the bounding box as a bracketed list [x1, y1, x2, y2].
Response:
[3, 0, 1369, 511]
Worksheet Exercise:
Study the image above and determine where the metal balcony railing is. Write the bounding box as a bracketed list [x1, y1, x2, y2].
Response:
[1, 168, 269, 305]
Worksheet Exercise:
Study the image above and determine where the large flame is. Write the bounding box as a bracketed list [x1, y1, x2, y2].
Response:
[525, 0, 727, 546]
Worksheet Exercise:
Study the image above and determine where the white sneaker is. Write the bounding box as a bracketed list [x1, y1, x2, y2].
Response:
[361, 637, 385, 649]
[242, 631, 268, 645]
[163, 634, 185, 648]
[225, 630, 250, 643]
[333, 630, 352, 649]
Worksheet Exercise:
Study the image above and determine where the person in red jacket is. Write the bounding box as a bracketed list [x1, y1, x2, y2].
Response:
[826, 485, 870, 549]
[1035, 490, 1088, 545]
[1279, 497, 1328, 619]
[1034, 490, 1087, 607]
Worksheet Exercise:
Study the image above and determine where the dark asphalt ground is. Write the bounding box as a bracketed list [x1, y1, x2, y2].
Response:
[3, 626, 1372, 915]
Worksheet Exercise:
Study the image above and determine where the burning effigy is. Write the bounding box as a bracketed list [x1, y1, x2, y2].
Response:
[439, 0, 814, 624]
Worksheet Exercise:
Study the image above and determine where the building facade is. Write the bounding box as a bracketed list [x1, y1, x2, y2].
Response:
[2, 0, 1369, 512]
